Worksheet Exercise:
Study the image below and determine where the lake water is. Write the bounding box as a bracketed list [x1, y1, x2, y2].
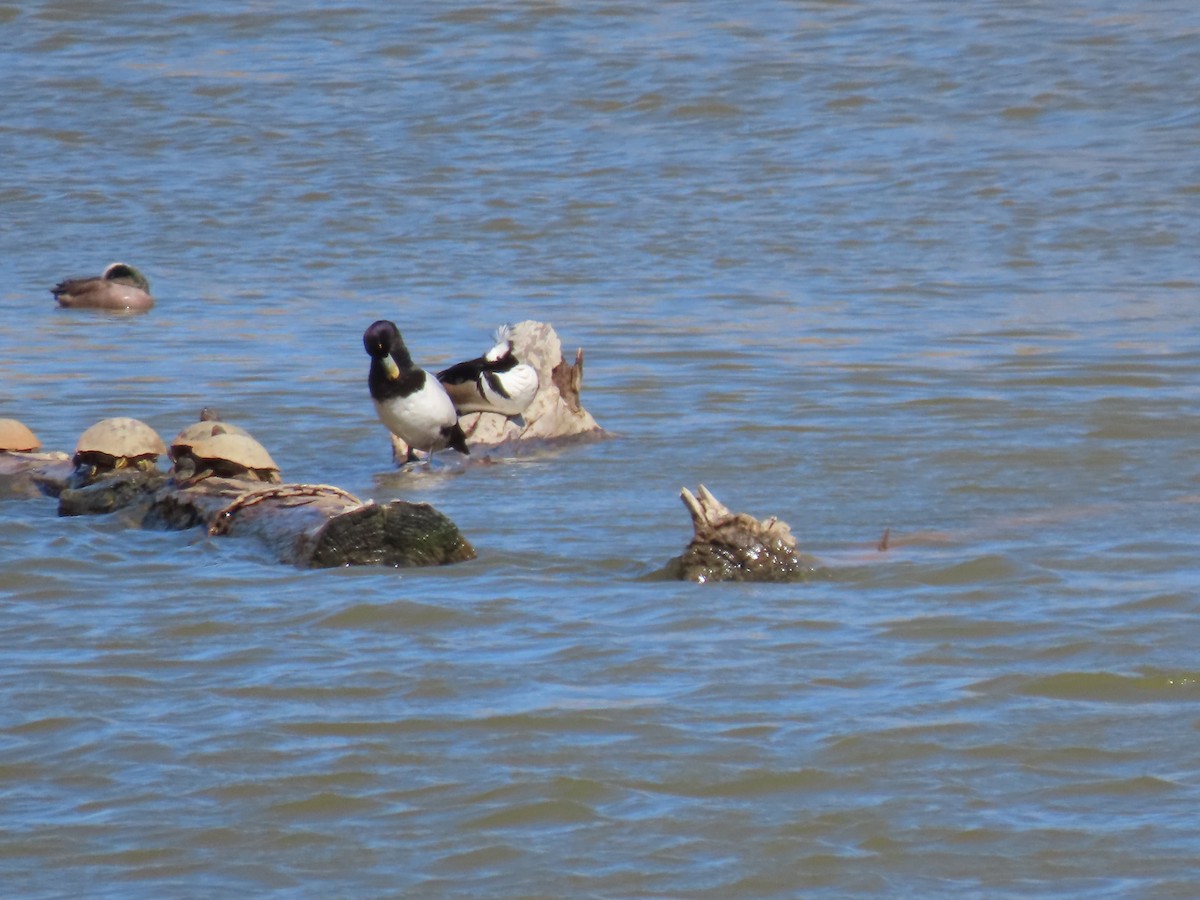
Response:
[2, 1, 1199, 896]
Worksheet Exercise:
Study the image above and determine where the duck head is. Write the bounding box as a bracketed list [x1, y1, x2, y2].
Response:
[363, 319, 413, 379]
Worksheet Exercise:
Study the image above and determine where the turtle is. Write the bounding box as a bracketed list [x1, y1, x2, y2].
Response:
[72, 417, 167, 480]
[170, 419, 281, 483]
[0, 418, 41, 453]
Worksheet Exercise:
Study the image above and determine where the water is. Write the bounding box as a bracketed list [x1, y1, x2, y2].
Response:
[2, 1, 1199, 896]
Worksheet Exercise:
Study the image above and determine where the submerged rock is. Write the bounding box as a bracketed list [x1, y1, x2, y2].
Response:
[663, 485, 813, 583]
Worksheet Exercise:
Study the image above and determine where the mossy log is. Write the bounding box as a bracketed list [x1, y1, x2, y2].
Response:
[58, 469, 169, 517]
[21, 463, 474, 569]
[663, 485, 813, 583]
[144, 477, 474, 568]
[390, 319, 604, 461]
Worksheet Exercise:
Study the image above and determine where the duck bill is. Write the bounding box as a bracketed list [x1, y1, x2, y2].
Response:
[381, 355, 401, 380]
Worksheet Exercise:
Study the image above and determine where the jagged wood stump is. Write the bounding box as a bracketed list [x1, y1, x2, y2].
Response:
[664, 485, 813, 583]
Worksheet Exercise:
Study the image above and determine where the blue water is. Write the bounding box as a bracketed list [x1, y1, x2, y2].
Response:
[2, 1, 1199, 896]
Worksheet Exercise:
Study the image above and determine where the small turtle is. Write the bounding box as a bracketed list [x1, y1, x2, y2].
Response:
[170, 419, 281, 483]
[52, 262, 154, 312]
[0, 418, 41, 453]
[73, 417, 167, 480]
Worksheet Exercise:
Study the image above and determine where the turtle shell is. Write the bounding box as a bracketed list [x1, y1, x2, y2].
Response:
[173, 425, 280, 482]
[0, 418, 41, 452]
[73, 417, 167, 469]
[170, 420, 253, 461]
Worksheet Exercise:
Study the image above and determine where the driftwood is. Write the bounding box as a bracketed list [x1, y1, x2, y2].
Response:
[144, 477, 474, 568]
[14, 462, 474, 570]
[7, 315, 608, 567]
[0, 452, 71, 498]
[391, 319, 604, 461]
[58, 469, 169, 517]
[663, 485, 813, 583]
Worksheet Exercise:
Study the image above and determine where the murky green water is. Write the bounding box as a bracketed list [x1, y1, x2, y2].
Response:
[2, 1, 1199, 896]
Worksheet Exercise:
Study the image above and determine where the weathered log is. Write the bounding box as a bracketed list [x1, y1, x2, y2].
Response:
[15, 458, 473, 569]
[58, 469, 168, 517]
[390, 319, 604, 462]
[0, 452, 71, 498]
[144, 477, 475, 568]
[662, 485, 814, 583]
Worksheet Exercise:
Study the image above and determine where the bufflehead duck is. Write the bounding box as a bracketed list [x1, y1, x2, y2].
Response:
[437, 324, 539, 418]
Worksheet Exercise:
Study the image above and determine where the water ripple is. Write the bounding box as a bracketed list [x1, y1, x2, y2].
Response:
[2, 0, 1200, 896]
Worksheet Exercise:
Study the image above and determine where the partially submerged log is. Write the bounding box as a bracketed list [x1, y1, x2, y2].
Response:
[390, 319, 604, 462]
[0, 451, 71, 498]
[58, 469, 168, 517]
[663, 485, 813, 583]
[144, 477, 475, 568]
[22, 451, 474, 569]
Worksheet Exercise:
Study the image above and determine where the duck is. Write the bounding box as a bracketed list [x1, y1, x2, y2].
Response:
[51, 262, 154, 312]
[437, 324, 540, 418]
[363, 320, 470, 464]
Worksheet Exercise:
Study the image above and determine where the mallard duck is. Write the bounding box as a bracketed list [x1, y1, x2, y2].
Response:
[363, 320, 470, 463]
[51, 262, 154, 311]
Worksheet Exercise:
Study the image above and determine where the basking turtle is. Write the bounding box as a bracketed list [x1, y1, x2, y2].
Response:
[72, 417, 167, 481]
[0, 418, 41, 453]
[170, 419, 281, 483]
[52, 262, 154, 312]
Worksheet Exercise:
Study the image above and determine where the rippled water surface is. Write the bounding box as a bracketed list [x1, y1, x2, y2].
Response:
[2, 1, 1199, 896]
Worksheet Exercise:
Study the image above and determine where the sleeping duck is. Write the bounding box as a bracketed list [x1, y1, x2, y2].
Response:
[51, 262, 154, 312]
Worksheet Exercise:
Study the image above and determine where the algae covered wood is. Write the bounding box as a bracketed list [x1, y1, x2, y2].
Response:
[15, 445, 474, 569]
[143, 477, 475, 568]
[663, 485, 814, 583]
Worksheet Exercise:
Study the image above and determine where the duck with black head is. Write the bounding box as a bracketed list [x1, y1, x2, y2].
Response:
[51, 262, 154, 312]
[363, 320, 470, 465]
[437, 324, 540, 419]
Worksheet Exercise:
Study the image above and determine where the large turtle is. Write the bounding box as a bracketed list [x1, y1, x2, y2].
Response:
[73, 417, 167, 480]
[170, 417, 281, 483]
[0, 418, 41, 453]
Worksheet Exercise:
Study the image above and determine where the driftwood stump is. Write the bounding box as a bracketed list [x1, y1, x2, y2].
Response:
[663, 485, 813, 583]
